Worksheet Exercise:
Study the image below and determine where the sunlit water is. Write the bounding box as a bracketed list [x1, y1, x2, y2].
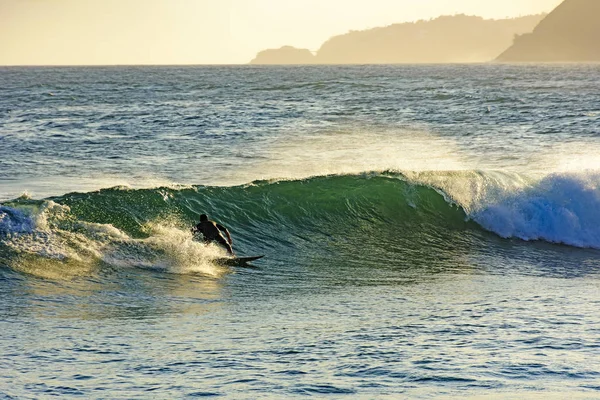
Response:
[1, 65, 600, 398]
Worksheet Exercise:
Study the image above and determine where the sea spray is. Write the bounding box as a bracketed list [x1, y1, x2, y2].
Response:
[0, 200, 225, 278]
[101, 220, 225, 277]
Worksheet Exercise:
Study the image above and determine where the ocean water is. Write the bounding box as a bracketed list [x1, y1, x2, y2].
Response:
[1, 64, 600, 398]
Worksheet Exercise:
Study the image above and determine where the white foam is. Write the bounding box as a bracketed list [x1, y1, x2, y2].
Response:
[1, 202, 225, 278]
[102, 221, 225, 277]
[471, 172, 600, 249]
[412, 170, 600, 249]
[0, 205, 36, 234]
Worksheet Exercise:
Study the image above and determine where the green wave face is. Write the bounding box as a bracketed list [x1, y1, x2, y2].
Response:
[58, 174, 470, 234]
[62, 173, 475, 253]
[1, 174, 482, 279]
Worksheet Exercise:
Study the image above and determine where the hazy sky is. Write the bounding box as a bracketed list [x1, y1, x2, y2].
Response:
[0, 0, 563, 65]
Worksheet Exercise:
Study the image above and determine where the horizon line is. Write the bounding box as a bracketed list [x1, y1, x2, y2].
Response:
[3, 62, 600, 68]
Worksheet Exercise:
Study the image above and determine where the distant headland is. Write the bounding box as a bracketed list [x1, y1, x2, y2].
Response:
[250, 46, 315, 65]
[497, 0, 600, 62]
[250, 14, 545, 65]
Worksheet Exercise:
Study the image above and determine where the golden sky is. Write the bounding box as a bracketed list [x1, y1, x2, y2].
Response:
[0, 0, 563, 65]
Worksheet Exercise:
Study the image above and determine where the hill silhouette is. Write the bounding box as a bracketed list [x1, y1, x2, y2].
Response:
[497, 0, 600, 62]
[250, 14, 544, 65]
[250, 46, 315, 65]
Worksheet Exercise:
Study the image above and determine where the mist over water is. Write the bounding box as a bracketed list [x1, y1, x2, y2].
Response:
[1, 64, 599, 199]
[2, 65, 600, 398]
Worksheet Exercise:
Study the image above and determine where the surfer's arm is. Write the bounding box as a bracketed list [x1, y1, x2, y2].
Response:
[217, 224, 233, 244]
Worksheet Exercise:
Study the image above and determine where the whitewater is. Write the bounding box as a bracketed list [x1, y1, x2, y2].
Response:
[1, 64, 600, 398]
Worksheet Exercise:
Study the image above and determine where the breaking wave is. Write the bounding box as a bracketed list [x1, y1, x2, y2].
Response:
[1, 170, 599, 278]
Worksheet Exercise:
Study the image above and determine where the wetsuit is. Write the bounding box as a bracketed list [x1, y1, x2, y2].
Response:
[193, 220, 233, 255]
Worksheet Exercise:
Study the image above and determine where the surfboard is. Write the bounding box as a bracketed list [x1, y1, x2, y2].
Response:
[215, 255, 265, 267]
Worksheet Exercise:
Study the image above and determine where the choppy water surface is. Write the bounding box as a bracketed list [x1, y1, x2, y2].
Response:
[1, 65, 600, 398]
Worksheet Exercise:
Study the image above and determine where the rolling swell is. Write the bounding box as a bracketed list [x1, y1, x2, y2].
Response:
[1, 171, 599, 278]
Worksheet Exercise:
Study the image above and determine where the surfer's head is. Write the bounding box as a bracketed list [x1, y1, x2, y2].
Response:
[200, 214, 208, 222]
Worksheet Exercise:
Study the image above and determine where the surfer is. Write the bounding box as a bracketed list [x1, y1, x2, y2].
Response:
[192, 214, 234, 256]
